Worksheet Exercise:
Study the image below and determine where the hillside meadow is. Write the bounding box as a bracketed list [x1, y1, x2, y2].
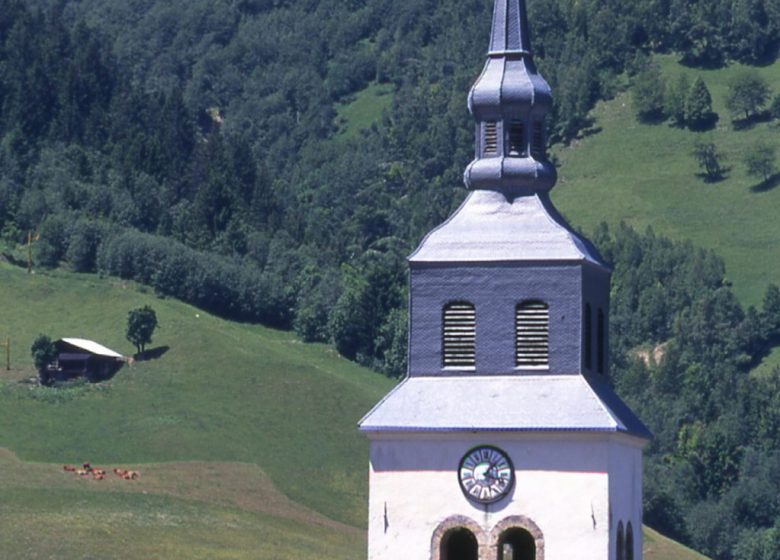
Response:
[553, 55, 780, 308]
[0, 260, 391, 557]
[0, 261, 705, 558]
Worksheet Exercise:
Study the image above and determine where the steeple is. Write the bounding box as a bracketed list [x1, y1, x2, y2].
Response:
[360, 3, 650, 557]
[465, 0, 556, 195]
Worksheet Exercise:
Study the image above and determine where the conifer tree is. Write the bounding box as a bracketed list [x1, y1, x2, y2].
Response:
[665, 74, 690, 127]
[685, 77, 714, 130]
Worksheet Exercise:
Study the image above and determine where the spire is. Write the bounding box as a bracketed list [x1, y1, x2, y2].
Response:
[464, 0, 556, 195]
[488, 0, 532, 56]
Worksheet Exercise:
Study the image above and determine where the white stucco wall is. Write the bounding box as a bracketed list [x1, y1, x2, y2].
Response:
[366, 431, 644, 560]
[608, 442, 644, 560]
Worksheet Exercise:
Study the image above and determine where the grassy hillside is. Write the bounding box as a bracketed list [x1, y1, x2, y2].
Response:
[0, 261, 394, 547]
[0, 448, 365, 559]
[644, 527, 710, 560]
[553, 55, 780, 308]
[0, 261, 706, 559]
[335, 81, 394, 139]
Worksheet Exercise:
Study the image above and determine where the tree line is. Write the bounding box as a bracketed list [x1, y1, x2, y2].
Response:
[3, 2, 780, 554]
[596, 223, 780, 560]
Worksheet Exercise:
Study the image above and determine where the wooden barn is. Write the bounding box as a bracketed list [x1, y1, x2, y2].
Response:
[53, 338, 126, 382]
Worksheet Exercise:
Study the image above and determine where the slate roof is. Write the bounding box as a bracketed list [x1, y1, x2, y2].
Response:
[358, 374, 651, 440]
[489, 0, 532, 55]
[408, 190, 607, 267]
[468, 0, 551, 116]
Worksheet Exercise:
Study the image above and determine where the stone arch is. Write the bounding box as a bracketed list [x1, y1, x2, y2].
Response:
[490, 516, 545, 560]
[431, 515, 489, 560]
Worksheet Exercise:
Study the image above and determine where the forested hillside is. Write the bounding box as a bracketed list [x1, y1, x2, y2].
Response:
[2, 0, 780, 558]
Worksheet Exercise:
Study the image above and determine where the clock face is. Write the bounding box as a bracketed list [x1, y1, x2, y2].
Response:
[458, 445, 514, 504]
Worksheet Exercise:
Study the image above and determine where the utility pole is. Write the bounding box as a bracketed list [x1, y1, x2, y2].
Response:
[0, 337, 9, 371]
[27, 231, 39, 274]
[27, 230, 32, 274]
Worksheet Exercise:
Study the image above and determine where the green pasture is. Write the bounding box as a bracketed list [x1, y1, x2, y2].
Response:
[335, 81, 394, 139]
[553, 55, 780, 308]
[751, 345, 780, 378]
[0, 449, 364, 559]
[644, 526, 710, 560]
[0, 263, 703, 558]
[0, 262, 394, 530]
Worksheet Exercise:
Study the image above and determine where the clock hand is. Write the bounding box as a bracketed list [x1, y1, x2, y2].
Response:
[486, 462, 506, 482]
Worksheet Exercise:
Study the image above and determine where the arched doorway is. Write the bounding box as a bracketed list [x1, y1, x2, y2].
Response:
[497, 528, 535, 560]
[431, 516, 486, 560]
[490, 515, 544, 560]
[441, 527, 479, 560]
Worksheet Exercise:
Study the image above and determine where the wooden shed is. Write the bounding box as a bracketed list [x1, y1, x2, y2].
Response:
[53, 338, 126, 381]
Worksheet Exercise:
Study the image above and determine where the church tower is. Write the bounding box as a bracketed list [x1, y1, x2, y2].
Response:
[359, 1, 651, 559]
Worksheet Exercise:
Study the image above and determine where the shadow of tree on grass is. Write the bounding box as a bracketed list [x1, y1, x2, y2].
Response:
[750, 173, 780, 193]
[134, 345, 170, 362]
[733, 112, 772, 131]
[695, 168, 730, 184]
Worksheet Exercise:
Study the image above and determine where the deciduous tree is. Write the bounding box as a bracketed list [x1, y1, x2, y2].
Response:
[770, 94, 780, 120]
[745, 141, 777, 184]
[632, 62, 666, 122]
[692, 141, 725, 182]
[30, 334, 56, 386]
[126, 305, 158, 355]
[725, 71, 770, 121]
[665, 74, 690, 127]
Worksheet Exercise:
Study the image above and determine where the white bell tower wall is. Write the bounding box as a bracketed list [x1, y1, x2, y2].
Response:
[366, 432, 644, 560]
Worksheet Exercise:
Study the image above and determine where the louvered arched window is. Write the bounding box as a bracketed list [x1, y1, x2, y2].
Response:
[483, 121, 498, 156]
[443, 302, 476, 368]
[507, 119, 525, 157]
[616, 522, 625, 560]
[515, 301, 549, 368]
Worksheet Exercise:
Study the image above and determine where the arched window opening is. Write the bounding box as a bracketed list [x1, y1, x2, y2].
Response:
[443, 302, 476, 368]
[516, 301, 549, 368]
[616, 522, 624, 560]
[507, 119, 525, 157]
[531, 121, 545, 159]
[597, 309, 605, 374]
[626, 523, 634, 560]
[484, 121, 498, 155]
[584, 303, 592, 370]
[498, 528, 536, 560]
[441, 527, 479, 560]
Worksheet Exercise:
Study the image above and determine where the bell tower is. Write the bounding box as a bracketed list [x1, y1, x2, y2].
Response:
[359, 1, 650, 560]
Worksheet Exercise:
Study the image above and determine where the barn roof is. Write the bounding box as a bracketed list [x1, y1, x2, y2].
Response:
[358, 374, 651, 440]
[59, 338, 124, 359]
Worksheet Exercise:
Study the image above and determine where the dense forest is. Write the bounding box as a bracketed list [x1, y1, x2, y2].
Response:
[2, 0, 780, 558]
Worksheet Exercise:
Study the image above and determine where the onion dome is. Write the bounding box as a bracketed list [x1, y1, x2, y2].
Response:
[464, 0, 556, 195]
